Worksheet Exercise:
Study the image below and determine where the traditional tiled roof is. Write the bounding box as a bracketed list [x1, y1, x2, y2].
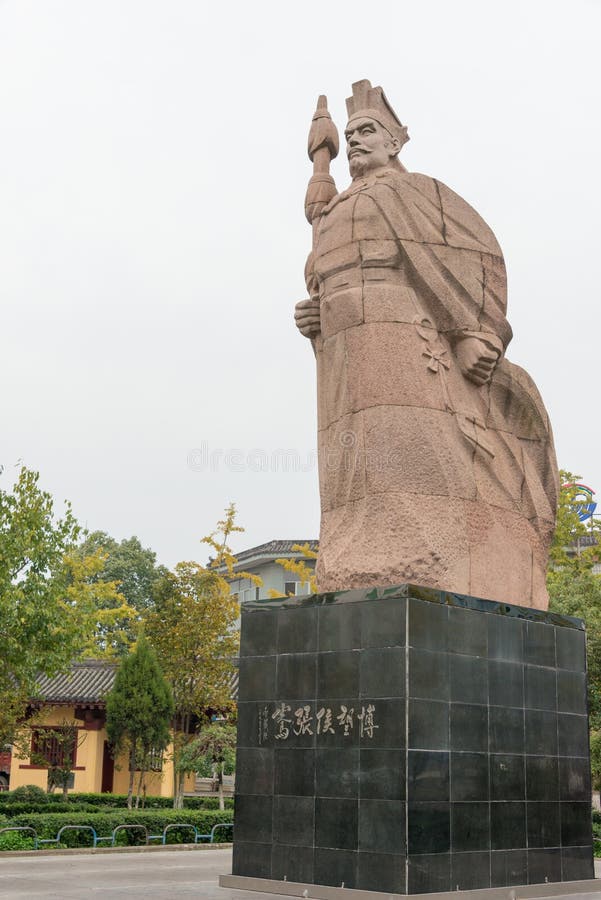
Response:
[32, 661, 118, 707]
[31, 660, 240, 706]
[218, 539, 318, 570]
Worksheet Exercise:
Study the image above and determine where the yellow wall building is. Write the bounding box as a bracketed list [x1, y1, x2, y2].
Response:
[10, 661, 194, 796]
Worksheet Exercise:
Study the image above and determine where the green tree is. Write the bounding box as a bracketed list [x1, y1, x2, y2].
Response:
[105, 634, 174, 809]
[75, 532, 167, 613]
[0, 466, 120, 743]
[145, 563, 239, 807]
[72, 531, 167, 656]
[548, 470, 601, 729]
[590, 731, 601, 792]
[177, 723, 236, 811]
[14, 719, 86, 800]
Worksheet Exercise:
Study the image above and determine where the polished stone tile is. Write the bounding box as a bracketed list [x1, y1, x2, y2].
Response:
[357, 850, 405, 893]
[269, 700, 317, 748]
[526, 801, 560, 848]
[489, 659, 524, 708]
[560, 801, 594, 847]
[489, 706, 525, 754]
[241, 610, 278, 657]
[408, 597, 448, 651]
[528, 848, 561, 885]
[408, 750, 449, 801]
[316, 747, 359, 798]
[491, 849, 528, 887]
[558, 713, 589, 757]
[312, 698, 360, 748]
[317, 650, 360, 700]
[450, 654, 488, 704]
[358, 799, 405, 853]
[451, 850, 491, 890]
[409, 699, 449, 750]
[234, 794, 273, 843]
[360, 697, 405, 748]
[407, 801, 450, 854]
[271, 843, 314, 883]
[273, 795, 314, 847]
[232, 840, 272, 878]
[315, 798, 358, 851]
[360, 646, 405, 698]
[450, 702, 488, 751]
[408, 648, 449, 700]
[277, 607, 317, 654]
[238, 656, 277, 701]
[524, 621, 556, 668]
[408, 852, 451, 893]
[448, 606, 487, 656]
[313, 848, 357, 889]
[451, 751, 488, 800]
[360, 748, 405, 800]
[557, 669, 588, 715]
[451, 802, 490, 851]
[276, 653, 317, 700]
[237, 701, 272, 749]
[526, 755, 559, 800]
[561, 845, 595, 881]
[361, 597, 406, 649]
[490, 801, 526, 849]
[525, 664, 557, 711]
[274, 748, 315, 796]
[487, 615, 524, 662]
[525, 708, 558, 756]
[235, 748, 274, 795]
[556, 626, 586, 672]
[319, 603, 361, 652]
[490, 753, 525, 801]
[560, 757, 592, 801]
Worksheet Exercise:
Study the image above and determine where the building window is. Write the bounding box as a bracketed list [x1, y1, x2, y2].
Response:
[146, 747, 164, 772]
[31, 727, 79, 769]
[284, 581, 310, 596]
[255, 587, 260, 600]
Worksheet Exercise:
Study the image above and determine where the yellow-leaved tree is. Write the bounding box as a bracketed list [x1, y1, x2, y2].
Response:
[268, 541, 319, 598]
[144, 504, 246, 807]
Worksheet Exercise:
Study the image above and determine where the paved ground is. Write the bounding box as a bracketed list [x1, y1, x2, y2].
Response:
[0, 849, 600, 899]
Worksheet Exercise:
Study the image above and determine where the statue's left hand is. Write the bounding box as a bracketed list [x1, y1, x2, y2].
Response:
[295, 298, 321, 338]
[456, 336, 500, 386]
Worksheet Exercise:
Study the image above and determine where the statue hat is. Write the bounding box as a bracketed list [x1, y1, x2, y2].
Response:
[346, 79, 409, 148]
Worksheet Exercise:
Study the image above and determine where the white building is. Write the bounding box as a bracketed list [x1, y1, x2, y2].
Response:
[219, 539, 318, 604]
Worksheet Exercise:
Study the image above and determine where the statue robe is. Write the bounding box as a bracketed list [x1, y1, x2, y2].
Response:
[310, 167, 558, 609]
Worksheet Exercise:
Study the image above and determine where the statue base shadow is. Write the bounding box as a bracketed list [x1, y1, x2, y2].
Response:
[225, 584, 595, 895]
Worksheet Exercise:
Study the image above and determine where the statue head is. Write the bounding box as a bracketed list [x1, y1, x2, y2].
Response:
[345, 79, 409, 179]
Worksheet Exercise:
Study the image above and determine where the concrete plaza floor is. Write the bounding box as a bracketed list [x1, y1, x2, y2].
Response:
[0, 848, 600, 899]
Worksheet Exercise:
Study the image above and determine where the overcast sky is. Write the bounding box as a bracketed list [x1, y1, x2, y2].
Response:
[1, 0, 599, 567]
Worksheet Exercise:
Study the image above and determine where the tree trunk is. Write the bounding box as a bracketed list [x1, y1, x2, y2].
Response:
[217, 768, 224, 812]
[127, 749, 136, 810]
[172, 713, 190, 809]
[135, 767, 146, 810]
[174, 769, 185, 809]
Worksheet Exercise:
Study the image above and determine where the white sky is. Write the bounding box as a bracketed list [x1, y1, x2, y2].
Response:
[1, 0, 599, 567]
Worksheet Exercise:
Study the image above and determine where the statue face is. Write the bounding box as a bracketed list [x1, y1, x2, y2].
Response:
[345, 116, 399, 178]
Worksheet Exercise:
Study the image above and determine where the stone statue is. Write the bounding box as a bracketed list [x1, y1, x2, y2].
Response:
[295, 80, 558, 610]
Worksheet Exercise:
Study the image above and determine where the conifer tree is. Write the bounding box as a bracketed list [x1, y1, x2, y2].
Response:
[106, 634, 174, 808]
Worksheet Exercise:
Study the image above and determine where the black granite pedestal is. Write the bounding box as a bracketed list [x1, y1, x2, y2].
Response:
[231, 584, 594, 895]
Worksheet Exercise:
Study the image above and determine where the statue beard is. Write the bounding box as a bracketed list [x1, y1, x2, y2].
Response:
[348, 153, 371, 179]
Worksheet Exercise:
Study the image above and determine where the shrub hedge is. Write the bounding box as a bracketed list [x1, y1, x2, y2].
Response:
[0, 802, 99, 818]
[7, 808, 234, 848]
[0, 792, 233, 814]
